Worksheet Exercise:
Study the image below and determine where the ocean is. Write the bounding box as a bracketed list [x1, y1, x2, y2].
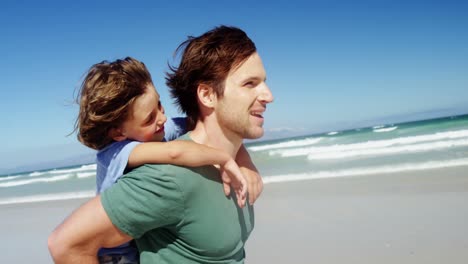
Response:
[1, 114, 468, 205]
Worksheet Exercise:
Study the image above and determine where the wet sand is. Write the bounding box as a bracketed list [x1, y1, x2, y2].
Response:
[247, 167, 468, 263]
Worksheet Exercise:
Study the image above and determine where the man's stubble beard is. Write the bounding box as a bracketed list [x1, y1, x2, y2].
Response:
[216, 104, 264, 140]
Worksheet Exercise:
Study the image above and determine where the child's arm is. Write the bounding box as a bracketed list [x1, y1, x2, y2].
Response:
[236, 145, 263, 205]
[128, 141, 246, 208]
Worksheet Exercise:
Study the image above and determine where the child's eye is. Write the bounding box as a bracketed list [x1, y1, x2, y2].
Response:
[146, 114, 155, 125]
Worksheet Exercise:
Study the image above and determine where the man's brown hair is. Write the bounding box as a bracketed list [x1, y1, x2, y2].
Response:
[75, 57, 153, 150]
[166, 26, 257, 129]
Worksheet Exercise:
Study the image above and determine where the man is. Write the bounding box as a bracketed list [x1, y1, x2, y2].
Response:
[48, 25, 274, 264]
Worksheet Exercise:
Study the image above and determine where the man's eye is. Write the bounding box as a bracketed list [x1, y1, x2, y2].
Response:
[244, 81, 254, 87]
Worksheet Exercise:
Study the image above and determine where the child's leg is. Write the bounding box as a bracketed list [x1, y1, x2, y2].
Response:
[98, 254, 139, 264]
[98, 240, 139, 264]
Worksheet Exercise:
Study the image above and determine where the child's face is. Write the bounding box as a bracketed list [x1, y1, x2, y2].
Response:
[119, 85, 167, 142]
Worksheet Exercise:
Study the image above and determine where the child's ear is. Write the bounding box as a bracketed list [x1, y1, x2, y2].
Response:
[197, 83, 216, 108]
[108, 127, 127, 142]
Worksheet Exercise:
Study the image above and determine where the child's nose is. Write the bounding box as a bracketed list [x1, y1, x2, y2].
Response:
[158, 112, 167, 125]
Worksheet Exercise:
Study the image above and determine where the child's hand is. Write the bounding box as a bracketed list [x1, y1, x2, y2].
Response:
[240, 166, 263, 205]
[220, 159, 247, 208]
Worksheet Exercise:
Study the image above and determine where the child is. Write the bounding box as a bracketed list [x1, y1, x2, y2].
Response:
[74, 57, 261, 264]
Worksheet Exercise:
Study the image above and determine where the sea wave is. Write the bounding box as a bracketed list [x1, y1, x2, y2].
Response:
[374, 126, 398, 133]
[248, 137, 323, 152]
[307, 138, 468, 160]
[27, 164, 97, 177]
[45, 164, 97, 175]
[263, 157, 468, 184]
[77, 172, 96, 178]
[270, 129, 468, 158]
[81, 164, 97, 170]
[0, 190, 95, 205]
[0, 175, 22, 182]
[0, 174, 73, 188]
[29, 171, 45, 177]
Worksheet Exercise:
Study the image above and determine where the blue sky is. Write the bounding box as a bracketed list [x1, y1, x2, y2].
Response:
[1, 0, 467, 173]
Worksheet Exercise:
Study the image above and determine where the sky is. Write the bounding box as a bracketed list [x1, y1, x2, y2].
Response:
[1, 0, 467, 173]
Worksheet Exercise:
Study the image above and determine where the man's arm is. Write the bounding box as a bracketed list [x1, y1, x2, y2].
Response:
[48, 196, 132, 264]
[236, 145, 263, 205]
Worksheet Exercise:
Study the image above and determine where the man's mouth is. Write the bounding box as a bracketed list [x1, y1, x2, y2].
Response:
[250, 107, 266, 118]
[250, 110, 265, 118]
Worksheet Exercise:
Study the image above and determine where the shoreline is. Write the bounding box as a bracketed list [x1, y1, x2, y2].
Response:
[2, 166, 468, 263]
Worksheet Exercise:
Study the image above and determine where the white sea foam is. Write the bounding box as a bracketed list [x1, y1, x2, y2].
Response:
[80, 164, 97, 170]
[248, 137, 323, 152]
[374, 126, 398, 133]
[0, 164, 97, 189]
[327, 131, 339, 135]
[77, 172, 96, 178]
[0, 174, 73, 188]
[26, 165, 94, 177]
[263, 157, 468, 184]
[0, 175, 22, 182]
[0, 190, 95, 205]
[43, 164, 97, 175]
[270, 129, 468, 158]
[29, 171, 45, 177]
[307, 138, 468, 160]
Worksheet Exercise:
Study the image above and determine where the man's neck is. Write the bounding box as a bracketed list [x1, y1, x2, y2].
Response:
[189, 118, 242, 159]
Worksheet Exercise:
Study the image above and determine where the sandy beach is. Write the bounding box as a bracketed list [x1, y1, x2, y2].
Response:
[2, 166, 468, 263]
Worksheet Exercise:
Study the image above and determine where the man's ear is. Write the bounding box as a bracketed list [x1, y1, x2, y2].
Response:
[108, 127, 127, 142]
[197, 83, 216, 108]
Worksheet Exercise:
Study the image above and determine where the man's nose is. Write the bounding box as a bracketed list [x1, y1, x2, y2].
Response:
[259, 83, 274, 104]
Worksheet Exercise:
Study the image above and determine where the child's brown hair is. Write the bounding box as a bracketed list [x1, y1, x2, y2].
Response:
[75, 57, 153, 150]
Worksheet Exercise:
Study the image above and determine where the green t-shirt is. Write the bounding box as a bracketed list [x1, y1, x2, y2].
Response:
[101, 134, 254, 264]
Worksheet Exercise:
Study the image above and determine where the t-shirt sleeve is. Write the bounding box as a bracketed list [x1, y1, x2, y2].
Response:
[164, 117, 187, 142]
[101, 165, 184, 239]
[96, 140, 141, 193]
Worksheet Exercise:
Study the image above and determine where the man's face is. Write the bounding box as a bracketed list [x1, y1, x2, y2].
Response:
[216, 52, 274, 140]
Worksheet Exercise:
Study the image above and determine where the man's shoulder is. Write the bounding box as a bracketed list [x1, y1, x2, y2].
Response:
[124, 164, 201, 181]
[130, 163, 193, 174]
[125, 164, 220, 189]
[173, 132, 191, 141]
